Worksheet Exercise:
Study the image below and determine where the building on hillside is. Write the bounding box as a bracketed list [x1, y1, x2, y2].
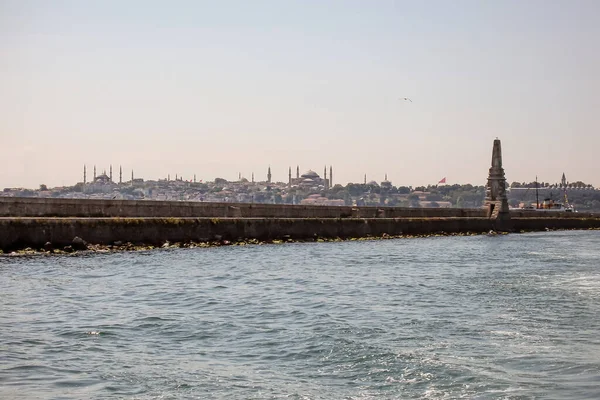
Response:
[300, 194, 345, 206]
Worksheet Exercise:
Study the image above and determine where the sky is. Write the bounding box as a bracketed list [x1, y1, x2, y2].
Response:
[1, 0, 599, 189]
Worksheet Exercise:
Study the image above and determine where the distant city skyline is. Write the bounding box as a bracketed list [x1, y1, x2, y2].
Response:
[2, 1, 599, 189]
[79, 163, 582, 186]
[25, 162, 582, 190]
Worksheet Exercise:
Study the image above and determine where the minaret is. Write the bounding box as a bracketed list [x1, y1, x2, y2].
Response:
[364, 174, 367, 184]
[239, 172, 241, 181]
[94, 165, 96, 180]
[296, 165, 299, 179]
[267, 166, 272, 183]
[561, 172, 566, 187]
[484, 138, 511, 226]
[168, 174, 170, 181]
[288, 167, 292, 186]
[119, 166, 122, 184]
[330, 166, 333, 187]
[252, 172, 254, 183]
[194, 174, 196, 183]
[109, 165, 113, 182]
[83, 165, 87, 184]
[131, 170, 134, 183]
[324, 166, 328, 190]
[385, 173, 388, 181]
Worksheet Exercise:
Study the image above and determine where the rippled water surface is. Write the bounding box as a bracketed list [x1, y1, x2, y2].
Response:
[2, 231, 600, 399]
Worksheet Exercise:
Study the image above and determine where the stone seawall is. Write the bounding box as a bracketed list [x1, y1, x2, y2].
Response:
[0, 197, 486, 219]
[2, 216, 600, 251]
[3, 198, 597, 220]
[0, 217, 492, 250]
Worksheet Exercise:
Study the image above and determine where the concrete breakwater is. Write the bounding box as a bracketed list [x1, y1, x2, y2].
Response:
[2, 216, 600, 252]
[0, 197, 488, 219]
[2, 197, 600, 252]
[0, 197, 593, 219]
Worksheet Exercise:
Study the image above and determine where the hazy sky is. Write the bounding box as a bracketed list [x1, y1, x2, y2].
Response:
[1, 0, 599, 189]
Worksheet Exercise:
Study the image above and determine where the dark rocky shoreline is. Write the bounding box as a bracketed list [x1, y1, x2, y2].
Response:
[0, 231, 494, 257]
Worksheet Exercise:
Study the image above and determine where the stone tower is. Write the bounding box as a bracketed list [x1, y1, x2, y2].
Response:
[330, 166, 333, 187]
[267, 166, 272, 183]
[83, 165, 87, 184]
[484, 139, 511, 226]
[288, 167, 292, 186]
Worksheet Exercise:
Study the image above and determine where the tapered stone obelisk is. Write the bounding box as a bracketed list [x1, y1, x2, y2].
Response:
[484, 139, 511, 229]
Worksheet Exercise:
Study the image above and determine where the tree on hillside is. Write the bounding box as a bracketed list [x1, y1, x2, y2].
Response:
[346, 183, 368, 197]
[426, 193, 443, 201]
[407, 194, 421, 208]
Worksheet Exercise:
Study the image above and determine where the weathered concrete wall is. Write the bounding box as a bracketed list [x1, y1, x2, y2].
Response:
[0, 217, 495, 250]
[0, 197, 487, 219]
[4, 197, 598, 220]
[2, 216, 600, 251]
[2, 198, 599, 251]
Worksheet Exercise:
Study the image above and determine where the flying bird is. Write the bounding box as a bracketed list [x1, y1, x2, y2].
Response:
[401, 97, 413, 102]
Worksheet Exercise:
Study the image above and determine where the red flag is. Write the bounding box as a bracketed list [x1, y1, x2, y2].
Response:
[438, 177, 446, 184]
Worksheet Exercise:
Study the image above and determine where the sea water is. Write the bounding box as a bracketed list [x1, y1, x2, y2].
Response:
[1, 231, 600, 399]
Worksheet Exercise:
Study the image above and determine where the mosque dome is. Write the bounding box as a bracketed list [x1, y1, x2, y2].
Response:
[367, 180, 379, 186]
[94, 173, 111, 184]
[301, 170, 319, 179]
